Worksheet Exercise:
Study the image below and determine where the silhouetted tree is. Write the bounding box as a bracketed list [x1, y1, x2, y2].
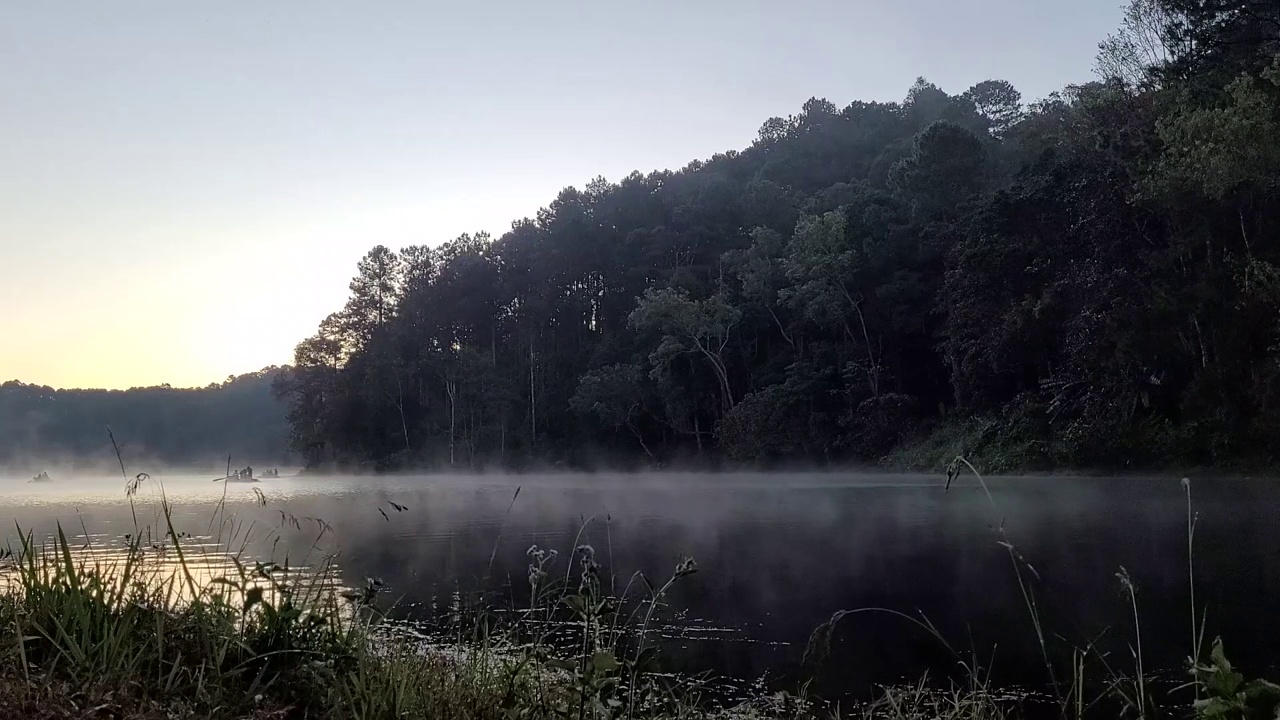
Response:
[277, 20, 1280, 471]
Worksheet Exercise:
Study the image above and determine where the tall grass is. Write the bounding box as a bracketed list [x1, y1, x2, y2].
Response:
[0, 466, 732, 719]
[2, 497, 386, 716]
[800, 459, 1280, 720]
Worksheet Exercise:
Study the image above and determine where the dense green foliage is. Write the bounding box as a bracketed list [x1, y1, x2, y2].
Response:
[280, 1, 1280, 471]
[0, 369, 291, 472]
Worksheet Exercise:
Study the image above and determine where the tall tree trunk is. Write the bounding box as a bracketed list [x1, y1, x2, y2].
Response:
[1192, 315, 1209, 369]
[851, 300, 880, 397]
[626, 421, 657, 462]
[766, 306, 796, 349]
[839, 284, 881, 397]
[395, 379, 410, 452]
[445, 379, 457, 465]
[691, 339, 735, 412]
[529, 342, 537, 446]
[467, 405, 477, 466]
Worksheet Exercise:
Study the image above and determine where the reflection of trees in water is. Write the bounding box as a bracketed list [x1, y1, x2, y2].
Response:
[288, 477, 1280, 692]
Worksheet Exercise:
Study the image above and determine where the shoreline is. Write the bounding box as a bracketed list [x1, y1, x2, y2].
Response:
[288, 462, 1277, 481]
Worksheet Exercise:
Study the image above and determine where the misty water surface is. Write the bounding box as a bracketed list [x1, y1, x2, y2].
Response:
[0, 471, 1276, 697]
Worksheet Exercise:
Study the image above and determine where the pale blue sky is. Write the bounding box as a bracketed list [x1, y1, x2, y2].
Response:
[0, 0, 1123, 389]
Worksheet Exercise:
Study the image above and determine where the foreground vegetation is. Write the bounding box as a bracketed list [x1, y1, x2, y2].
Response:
[0, 474, 762, 719]
[0, 539, 722, 719]
[2, 464, 1277, 720]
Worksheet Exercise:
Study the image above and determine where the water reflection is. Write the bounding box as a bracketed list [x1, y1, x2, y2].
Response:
[0, 471, 1276, 699]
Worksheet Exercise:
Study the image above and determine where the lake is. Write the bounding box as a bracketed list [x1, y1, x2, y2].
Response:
[0, 470, 1275, 699]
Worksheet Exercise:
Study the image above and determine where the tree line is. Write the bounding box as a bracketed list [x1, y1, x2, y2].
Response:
[277, 0, 1280, 471]
[0, 370, 292, 472]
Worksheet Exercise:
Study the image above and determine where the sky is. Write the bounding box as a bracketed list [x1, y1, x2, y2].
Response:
[0, 0, 1125, 390]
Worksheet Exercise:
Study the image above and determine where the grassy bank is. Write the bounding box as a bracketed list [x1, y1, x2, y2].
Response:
[0, 523, 540, 719]
[0, 473, 789, 719]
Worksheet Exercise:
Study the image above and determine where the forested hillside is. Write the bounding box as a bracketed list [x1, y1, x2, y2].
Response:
[277, 0, 1280, 471]
[0, 369, 292, 472]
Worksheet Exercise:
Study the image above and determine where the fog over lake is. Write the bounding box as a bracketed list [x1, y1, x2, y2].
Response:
[1, 471, 1274, 697]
